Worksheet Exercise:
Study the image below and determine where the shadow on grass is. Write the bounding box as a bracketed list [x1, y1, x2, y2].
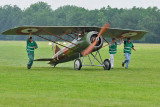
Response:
[31, 66, 112, 72]
[22, 66, 134, 72]
[4, 65, 154, 73]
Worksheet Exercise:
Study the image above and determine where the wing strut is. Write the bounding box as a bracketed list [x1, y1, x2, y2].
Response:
[68, 34, 76, 39]
[54, 29, 76, 42]
[102, 37, 110, 47]
[41, 29, 82, 48]
[36, 35, 74, 51]
[72, 28, 80, 37]
[102, 33, 130, 48]
[106, 30, 114, 38]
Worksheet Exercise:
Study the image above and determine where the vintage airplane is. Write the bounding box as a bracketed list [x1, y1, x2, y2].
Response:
[2, 23, 147, 70]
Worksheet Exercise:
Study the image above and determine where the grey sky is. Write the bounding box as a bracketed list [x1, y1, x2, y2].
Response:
[1, 0, 160, 10]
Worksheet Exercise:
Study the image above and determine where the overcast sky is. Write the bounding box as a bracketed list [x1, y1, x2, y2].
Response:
[1, 0, 160, 10]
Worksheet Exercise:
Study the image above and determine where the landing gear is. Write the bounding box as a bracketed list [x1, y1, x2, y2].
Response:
[75, 50, 111, 70]
[74, 59, 82, 70]
[103, 59, 111, 70]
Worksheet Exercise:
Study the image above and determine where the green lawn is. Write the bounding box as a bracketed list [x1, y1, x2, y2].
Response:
[0, 41, 160, 107]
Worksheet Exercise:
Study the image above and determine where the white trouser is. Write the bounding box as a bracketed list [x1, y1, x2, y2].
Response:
[109, 54, 114, 68]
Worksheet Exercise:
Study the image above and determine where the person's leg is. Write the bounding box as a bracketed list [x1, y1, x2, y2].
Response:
[125, 54, 131, 69]
[112, 54, 114, 68]
[27, 52, 34, 69]
[123, 53, 129, 64]
[110, 54, 114, 68]
[30, 53, 34, 67]
[28, 53, 32, 65]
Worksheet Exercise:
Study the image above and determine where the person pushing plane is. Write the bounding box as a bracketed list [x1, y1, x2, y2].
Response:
[109, 38, 122, 69]
[26, 35, 38, 69]
[122, 38, 136, 69]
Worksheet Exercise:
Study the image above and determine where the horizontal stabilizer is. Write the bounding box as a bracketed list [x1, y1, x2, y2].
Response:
[34, 58, 53, 61]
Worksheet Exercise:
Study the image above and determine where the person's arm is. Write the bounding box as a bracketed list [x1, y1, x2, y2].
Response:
[109, 42, 112, 46]
[132, 47, 136, 51]
[34, 41, 38, 49]
[27, 34, 31, 44]
[132, 44, 136, 51]
[27, 38, 30, 44]
[117, 39, 123, 45]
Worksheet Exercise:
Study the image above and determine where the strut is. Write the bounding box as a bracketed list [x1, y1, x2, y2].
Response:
[36, 35, 74, 51]
[42, 29, 82, 48]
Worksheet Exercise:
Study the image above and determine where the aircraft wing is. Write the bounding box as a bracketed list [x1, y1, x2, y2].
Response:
[102, 28, 147, 40]
[2, 26, 100, 35]
[2, 26, 147, 40]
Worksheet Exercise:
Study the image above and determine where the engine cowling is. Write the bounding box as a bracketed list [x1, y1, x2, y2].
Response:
[85, 31, 103, 51]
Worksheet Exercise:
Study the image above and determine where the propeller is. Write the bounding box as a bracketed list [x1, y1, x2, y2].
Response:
[81, 23, 110, 56]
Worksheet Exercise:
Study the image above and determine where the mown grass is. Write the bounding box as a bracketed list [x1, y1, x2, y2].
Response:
[0, 41, 160, 107]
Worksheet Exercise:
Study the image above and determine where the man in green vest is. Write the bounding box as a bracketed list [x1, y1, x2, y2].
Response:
[109, 38, 122, 69]
[122, 38, 136, 69]
[27, 36, 38, 69]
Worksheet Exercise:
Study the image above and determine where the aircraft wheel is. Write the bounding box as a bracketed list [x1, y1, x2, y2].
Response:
[103, 59, 111, 70]
[74, 59, 82, 70]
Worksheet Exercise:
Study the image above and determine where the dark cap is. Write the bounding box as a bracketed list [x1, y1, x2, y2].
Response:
[29, 37, 32, 39]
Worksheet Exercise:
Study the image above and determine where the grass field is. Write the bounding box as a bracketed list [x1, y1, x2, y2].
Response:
[0, 41, 160, 107]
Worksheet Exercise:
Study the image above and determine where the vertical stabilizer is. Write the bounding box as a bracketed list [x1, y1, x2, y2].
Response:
[52, 42, 60, 56]
[55, 45, 60, 54]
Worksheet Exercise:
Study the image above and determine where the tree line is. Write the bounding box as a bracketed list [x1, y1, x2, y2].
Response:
[0, 2, 160, 43]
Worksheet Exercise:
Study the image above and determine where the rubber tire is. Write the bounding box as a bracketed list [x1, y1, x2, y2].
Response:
[103, 59, 111, 70]
[74, 59, 82, 70]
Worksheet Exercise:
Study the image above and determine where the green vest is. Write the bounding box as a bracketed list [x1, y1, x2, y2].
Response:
[124, 41, 133, 54]
[27, 38, 38, 53]
[109, 42, 117, 54]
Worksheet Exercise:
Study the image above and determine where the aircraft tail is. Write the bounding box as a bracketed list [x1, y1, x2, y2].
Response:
[52, 42, 60, 56]
[54, 45, 60, 54]
[34, 58, 53, 61]
[34, 58, 57, 67]
[34, 43, 60, 62]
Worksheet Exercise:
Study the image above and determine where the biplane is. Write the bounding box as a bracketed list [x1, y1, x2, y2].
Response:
[2, 23, 147, 70]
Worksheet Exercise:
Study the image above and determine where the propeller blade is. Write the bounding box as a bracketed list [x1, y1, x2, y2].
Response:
[97, 23, 110, 38]
[81, 23, 110, 56]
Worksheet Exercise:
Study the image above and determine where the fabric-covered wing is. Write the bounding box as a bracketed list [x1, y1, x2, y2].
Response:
[2, 26, 100, 35]
[102, 28, 147, 40]
[2, 26, 147, 40]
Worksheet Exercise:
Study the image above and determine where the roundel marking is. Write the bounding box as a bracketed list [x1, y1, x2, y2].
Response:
[16, 27, 42, 35]
[121, 32, 138, 37]
[21, 28, 38, 33]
